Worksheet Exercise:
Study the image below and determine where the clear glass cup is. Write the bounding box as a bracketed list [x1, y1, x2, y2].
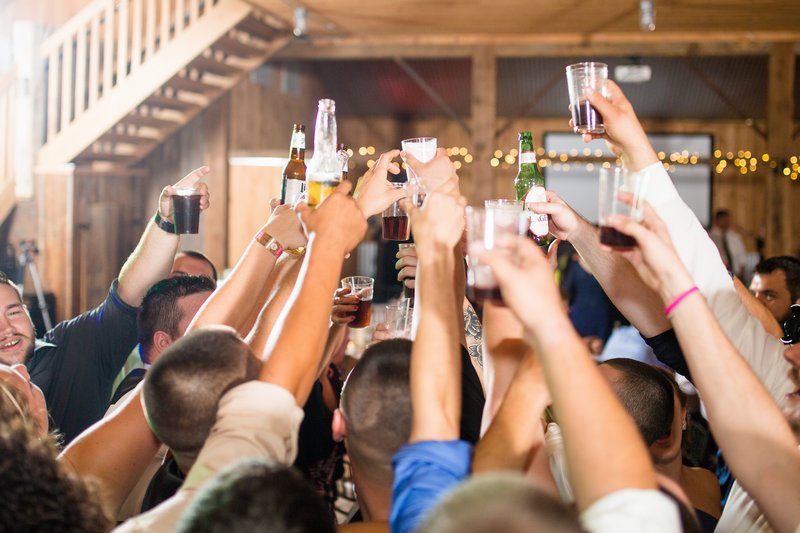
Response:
[382, 183, 410, 241]
[340, 276, 375, 328]
[384, 301, 412, 339]
[401, 137, 437, 194]
[566, 62, 608, 135]
[597, 167, 649, 250]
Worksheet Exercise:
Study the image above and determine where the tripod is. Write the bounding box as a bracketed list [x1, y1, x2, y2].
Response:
[18, 240, 53, 331]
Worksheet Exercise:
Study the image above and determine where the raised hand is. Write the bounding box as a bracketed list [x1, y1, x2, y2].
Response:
[401, 179, 466, 254]
[402, 148, 458, 193]
[395, 245, 417, 292]
[354, 149, 406, 218]
[297, 180, 367, 254]
[264, 199, 307, 250]
[331, 287, 358, 326]
[527, 190, 590, 243]
[159, 166, 211, 223]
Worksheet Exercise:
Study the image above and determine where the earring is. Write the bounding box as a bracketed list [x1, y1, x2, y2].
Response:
[682, 421, 687, 431]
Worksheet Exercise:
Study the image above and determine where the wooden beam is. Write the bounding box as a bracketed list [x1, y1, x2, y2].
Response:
[392, 57, 470, 135]
[766, 43, 796, 256]
[471, 46, 496, 202]
[275, 31, 800, 60]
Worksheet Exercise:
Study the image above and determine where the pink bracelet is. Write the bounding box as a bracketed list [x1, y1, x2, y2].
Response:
[664, 286, 700, 316]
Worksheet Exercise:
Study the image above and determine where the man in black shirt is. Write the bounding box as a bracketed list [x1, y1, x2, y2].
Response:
[0, 167, 211, 444]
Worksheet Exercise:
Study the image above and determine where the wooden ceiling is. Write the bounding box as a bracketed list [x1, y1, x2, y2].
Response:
[249, 0, 800, 59]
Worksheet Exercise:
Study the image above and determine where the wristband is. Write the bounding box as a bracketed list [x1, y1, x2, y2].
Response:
[255, 231, 283, 257]
[664, 286, 700, 316]
[154, 212, 175, 234]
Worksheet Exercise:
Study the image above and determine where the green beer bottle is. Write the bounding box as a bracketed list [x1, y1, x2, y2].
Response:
[514, 131, 552, 247]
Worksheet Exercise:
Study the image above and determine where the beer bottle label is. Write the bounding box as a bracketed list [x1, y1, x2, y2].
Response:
[291, 132, 306, 150]
[524, 185, 549, 236]
[519, 152, 537, 165]
[284, 179, 306, 205]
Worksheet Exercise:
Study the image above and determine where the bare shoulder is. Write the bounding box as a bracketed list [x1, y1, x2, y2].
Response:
[682, 466, 722, 518]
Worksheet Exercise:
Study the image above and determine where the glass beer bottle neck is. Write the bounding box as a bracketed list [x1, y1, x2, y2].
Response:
[290, 148, 305, 161]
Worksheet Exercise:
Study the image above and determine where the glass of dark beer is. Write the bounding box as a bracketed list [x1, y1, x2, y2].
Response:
[172, 186, 202, 234]
[382, 183, 411, 241]
[341, 276, 374, 328]
[566, 62, 608, 135]
[466, 207, 526, 306]
[598, 167, 649, 250]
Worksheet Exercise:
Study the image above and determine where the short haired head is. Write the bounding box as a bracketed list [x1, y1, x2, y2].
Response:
[137, 276, 216, 363]
[172, 250, 217, 284]
[599, 358, 674, 446]
[337, 339, 412, 484]
[755, 256, 800, 303]
[177, 458, 335, 533]
[0, 384, 111, 532]
[0, 271, 22, 303]
[142, 328, 260, 465]
[419, 473, 583, 533]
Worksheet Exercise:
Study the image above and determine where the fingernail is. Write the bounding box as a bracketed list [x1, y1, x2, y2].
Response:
[584, 87, 595, 96]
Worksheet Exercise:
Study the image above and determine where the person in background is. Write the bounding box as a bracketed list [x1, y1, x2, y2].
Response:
[749, 255, 800, 323]
[708, 209, 747, 280]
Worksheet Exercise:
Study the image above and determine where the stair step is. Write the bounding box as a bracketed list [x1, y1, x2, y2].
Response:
[75, 151, 139, 163]
[164, 76, 220, 94]
[143, 94, 202, 111]
[121, 114, 180, 129]
[236, 15, 279, 40]
[213, 35, 264, 58]
[189, 56, 242, 77]
[99, 132, 158, 145]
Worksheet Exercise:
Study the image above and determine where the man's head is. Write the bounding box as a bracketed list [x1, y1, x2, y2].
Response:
[137, 276, 215, 364]
[333, 339, 412, 488]
[599, 358, 675, 447]
[714, 209, 731, 230]
[0, 389, 111, 532]
[171, 251, 217, 284]
[0, 271, 35, 366]
[142, 327, 260, 468]
[419, 473, 582, 533]
[750, 256, 800, 323]
[176, 458, 335, 533]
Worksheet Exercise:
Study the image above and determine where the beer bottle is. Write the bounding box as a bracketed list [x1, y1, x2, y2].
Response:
[514, 131, 552, 247]
[280, 124, 306, 205]
[306, 99, 341, 207]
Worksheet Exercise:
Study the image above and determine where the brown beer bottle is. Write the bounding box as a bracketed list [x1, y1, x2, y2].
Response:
[280, 124, 306, 205]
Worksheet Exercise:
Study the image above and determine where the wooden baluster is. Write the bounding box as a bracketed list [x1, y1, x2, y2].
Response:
[103, 0, 113, 94]
[175, 0, 184, 36]
[189, 0, 199, 23]
[145, 0, 156, 59]
[74, 22, 87, 119]
[89, 13, 100, 106]
[159, 0, 170, 49]
[47, 49, 58, 139]
[116, 0, 128, 82]
[60, 36, 73, 131]
[131, 0, 142, 71]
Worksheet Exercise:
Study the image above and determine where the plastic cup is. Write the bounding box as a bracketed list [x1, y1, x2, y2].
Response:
[382, 183, 410, 241]
[384, 301, 412, 339]
[597, 167, 649, 250]
[566, 62, 608, 135]
[172, 186, 201, 234]
[401, 137, 437, 192]
[341, 276, 374, 328]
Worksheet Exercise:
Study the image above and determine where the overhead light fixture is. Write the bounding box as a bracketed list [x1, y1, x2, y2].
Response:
[293, 7, 308, 39]
[640, 0, 656, 32]
[615, 57, 652, 83]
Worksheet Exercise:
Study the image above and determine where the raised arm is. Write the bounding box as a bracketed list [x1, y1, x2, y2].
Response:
[58, 384, 160, 517]
[607, 207, 800, 533]
[481, 237, 658, 512]
[403, 180, 466, 442]
[117, 167, 210, 307]
[259, 181, 367, 405]
[187, 202, 306, 336]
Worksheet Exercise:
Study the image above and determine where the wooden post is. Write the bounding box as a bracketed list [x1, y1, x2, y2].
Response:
[471, 46, 496, 203]
[201, 95, 229, 270]
[766, 42, 796, 256]
[36, 165, 76, 321]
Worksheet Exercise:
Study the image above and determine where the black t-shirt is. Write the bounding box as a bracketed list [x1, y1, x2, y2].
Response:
[459, 344, 485, 444]
[644, 328, 692, 381]
[27, 280, 138, 444]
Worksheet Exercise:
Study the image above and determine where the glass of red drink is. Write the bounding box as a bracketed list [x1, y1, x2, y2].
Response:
[382, 183, 411, 241]
[597, 166, 649, 250]
[566, 62, 608, 135]
[341, 276, 374, 328]
[465, 207, 526, 306]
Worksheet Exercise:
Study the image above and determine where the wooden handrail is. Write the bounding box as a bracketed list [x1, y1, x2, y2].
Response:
[41, 0, 222, 146]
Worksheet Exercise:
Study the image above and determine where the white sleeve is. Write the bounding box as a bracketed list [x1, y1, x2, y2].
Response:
[641, 163, 791, 403]
[580, 489, 680, 533]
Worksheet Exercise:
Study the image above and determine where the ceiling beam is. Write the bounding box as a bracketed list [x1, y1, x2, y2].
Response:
[275, 31, 800, 60]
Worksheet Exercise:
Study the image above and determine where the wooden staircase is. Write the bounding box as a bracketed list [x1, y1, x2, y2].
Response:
[0, 68, 16, 224]
[38, 0, 291, 175]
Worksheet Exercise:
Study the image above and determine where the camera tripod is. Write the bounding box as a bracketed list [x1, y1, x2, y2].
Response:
[18, 239, 52, 331]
